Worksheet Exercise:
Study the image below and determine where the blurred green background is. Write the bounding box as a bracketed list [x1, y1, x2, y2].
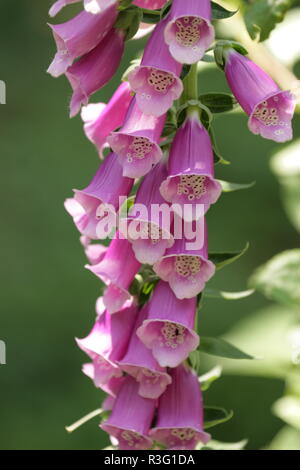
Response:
[0, 0, 299, 450]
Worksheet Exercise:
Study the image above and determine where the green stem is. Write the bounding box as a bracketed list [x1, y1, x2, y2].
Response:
[182, 63, 201, 117]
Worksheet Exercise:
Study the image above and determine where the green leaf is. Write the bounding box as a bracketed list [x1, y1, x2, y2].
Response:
[201, 54, 215, 63]
[218, 180, 256, 192]
[115, 7, 142, 40]
[244, 0, 295, 42]
[211, 1, 238, 20]
[199, 336, 256, 360]
[199, 92, 238, 114]
[209, 242, 249, 270]
[200, 366, 223, 391]
[250, 249, 300, 307]
[204, 288, 255, 300]
[141, 8, 161, 24]
[204, 406, 234, 430]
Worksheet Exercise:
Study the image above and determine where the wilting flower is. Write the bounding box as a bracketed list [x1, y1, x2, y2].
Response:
[107, 98, 165, 178]
[224, 49, 296, 143]
[153, 220, 215, 299]
[150, 364, 211, 450]
[65, 152, 133, 239]
[133, 0, 167, 9]
[120, 162, 174, 264]
[137, 281, 199, 368]
[160, 112, 222, 221]
[76, 299, 138, 385]
[128, 18, 183, 117]
[86, 235, 141, 314]
[66, 28, 125, 117]
[47, 6, 117, 77]
[164, 0, 214, 64]
[101, 376, 156, 450]
[118, 305, 172, 399]
[82, 82, 133, 158]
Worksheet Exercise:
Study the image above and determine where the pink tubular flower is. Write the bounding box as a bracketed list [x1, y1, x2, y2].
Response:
[133, 0, 167, 9]
[107, 98, 165, 178]
[153, 221, 215, 299]
[47, 6, 117, 77]
[160, 113, 222, 221]
[120, 162, 174, 264]
[224, 49, 296, 143]
[150, 364, 211, 450]
[86, 235, 141, 314]
[64, 152, 133, 239]
[66, 28, 125, 117]
[81, 82, 133, 158]
[84, 242, 107, 265]
[82, 363, 125, 399]
[118, 305, 172, 399]
[136, 281, 199, 368]
[101, 376, 156, 450]
[84, 0, 117, 14]
[128, 18, 183, 117]
[76, 299, 138, 385]
[164, 0, 215, 64]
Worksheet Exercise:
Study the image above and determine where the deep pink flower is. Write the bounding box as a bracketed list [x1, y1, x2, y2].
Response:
[82, 82, 133, 158]
[101, 376, 156, 450]
[64, 152, 133, 239]
[76, 299, 138, 385]
[128, 18, 183, 117]
[136, 281, 199, 368]
[47, 6, 117, 77]
[133, 0, 167, 9]
[164, 0, 214, 64]
[107, 98, 165, 178]
[150, 364, 211, 450]
[120, 162, 174, 264]
[66, 28, 125, 117]
[118, 305, 172, 399]
[86, 235, 141, 314]
[224, 49, 296, 143]
[160, 113, 222, 221]
[153, 220, 215, 299]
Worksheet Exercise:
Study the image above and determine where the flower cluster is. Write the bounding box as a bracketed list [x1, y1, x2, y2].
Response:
[48, 0, 296, 450]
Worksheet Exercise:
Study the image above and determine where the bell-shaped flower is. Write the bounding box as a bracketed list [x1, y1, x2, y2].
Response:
[101, 376, 156, 450]
[153, 220, 215, 299]
[120, 162, 174, 264]
[107, 98, 165, 178]
[66, 28, 125, 117]
[118, 305, 172, 399]
[150, 364, 211, 449]
[224, 49, 296, 143]
[65, 152, 133, 239]
[128, 18, 183, 117]
[86, 235, 141, 313]
[137, 281, 199, 368]
[82, 82, 133, 158]
[160, 113, 222, 221]
[164, 0, 214, 64]
[47, 6, 117, 77]
[76, 299, 138, 385]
